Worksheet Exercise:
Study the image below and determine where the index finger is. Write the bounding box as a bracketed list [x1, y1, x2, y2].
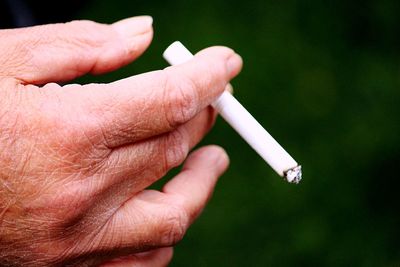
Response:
[69, 46, 242, 148]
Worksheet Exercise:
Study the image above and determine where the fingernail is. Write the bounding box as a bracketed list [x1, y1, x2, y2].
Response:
[225, 83, 234, 94]
[226, 53, 243, 77]
[112, 15, 153, 40]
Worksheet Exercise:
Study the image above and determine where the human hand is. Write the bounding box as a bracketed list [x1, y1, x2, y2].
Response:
[0, 16, 242, 266]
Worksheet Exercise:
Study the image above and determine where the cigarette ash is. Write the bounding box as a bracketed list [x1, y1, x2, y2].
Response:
[284, 165, 302, 184]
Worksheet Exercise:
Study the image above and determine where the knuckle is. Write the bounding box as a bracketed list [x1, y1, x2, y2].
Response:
[159, 205, 188, 246]
[162, 129, 189, 171]
[162, 69, 198, 128]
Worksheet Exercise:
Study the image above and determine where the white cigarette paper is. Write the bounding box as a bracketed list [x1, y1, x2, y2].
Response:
[163, 41, 302, 184]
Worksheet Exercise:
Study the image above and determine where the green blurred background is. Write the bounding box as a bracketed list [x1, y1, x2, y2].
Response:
[23, 0, 400, 265]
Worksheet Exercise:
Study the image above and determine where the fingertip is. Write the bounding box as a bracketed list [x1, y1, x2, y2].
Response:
[185, 145, 230, 174]
[225, 83, 234, 94]
[227, 53, 243, 78]
[195, 46, 243, 78]
[135, 247, 173, 263]
[112, 16, 153, 36]
[157, 247, 174, 266]
[112, 15, 154, 56]
[207, 145, 230, 174]
[100, 247, 173, 267]
[130, 28, 154, 56]
[161, 145, 229, 223]
[195, 46, 236, 58]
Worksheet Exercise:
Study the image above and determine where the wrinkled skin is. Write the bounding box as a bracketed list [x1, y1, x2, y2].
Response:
[0, 16, 242, 266]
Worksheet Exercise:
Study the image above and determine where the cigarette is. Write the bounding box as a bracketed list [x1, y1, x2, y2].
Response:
[163, 41, 302, 184]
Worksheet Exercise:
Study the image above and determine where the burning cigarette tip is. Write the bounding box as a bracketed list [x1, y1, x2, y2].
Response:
[284, 165, 302, 184]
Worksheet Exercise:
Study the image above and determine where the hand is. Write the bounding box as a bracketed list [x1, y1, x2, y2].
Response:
[0, 16, 242, 266]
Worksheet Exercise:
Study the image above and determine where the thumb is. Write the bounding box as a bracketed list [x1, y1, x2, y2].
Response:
[0, 16, 153, 84]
